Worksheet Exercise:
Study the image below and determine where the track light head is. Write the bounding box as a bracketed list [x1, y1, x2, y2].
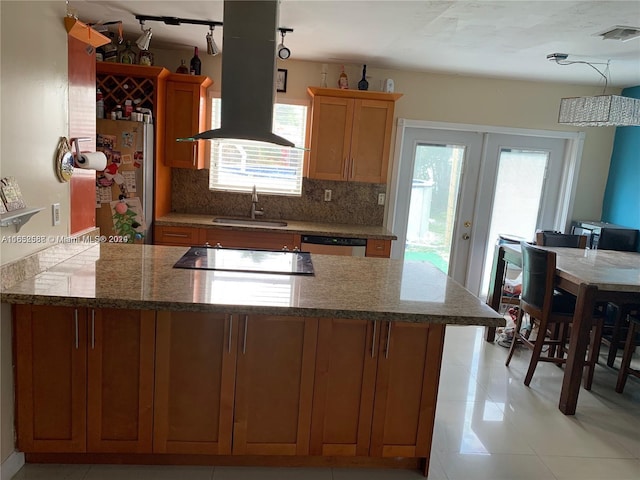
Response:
[277, 28, 292, 60]
[136, 20, 152, 51]
[206, 25, 219, 56]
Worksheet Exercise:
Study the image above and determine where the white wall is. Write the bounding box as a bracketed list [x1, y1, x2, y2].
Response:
[0, 0, 69, 463]
[0, 1, 70, 266]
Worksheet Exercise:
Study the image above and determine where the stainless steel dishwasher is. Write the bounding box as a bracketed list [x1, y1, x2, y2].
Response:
[300, 235, 367, 256]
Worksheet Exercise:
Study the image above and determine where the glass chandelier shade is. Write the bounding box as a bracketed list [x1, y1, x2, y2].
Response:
[558, 95, 640, 127]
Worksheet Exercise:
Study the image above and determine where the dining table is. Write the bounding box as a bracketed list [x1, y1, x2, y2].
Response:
[485, 243, 640, 415]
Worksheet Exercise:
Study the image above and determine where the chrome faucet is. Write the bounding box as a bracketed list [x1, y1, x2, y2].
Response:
[250, 185, 264, 219]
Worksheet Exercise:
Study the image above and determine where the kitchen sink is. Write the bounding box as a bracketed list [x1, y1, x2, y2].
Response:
[212, 217, 288, 228]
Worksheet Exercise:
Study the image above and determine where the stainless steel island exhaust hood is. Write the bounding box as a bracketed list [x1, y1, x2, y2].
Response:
[181, 0, 294, 147]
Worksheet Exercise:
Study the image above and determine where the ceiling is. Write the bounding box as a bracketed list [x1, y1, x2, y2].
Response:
[69, 0, 640, 88]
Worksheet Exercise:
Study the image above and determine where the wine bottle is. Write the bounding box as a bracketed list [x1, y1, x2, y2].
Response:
[357, 65, 369, 91]
[190, 47, 201, 75]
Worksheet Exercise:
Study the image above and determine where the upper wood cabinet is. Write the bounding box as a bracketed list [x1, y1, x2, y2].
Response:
[164, 74, 212, 169]
[306, 87, 402, 184]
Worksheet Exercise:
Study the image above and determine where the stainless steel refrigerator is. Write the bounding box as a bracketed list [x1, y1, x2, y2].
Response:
[96, 119, 154, 243]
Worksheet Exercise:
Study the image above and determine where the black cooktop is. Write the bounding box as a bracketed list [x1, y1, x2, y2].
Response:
[173, 246, 314, 275]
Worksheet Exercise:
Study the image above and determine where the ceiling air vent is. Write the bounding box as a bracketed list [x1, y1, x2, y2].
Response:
[596, 25, 640, 42]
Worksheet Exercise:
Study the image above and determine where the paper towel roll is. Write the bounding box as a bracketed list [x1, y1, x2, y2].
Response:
[76, 152, 107, 171]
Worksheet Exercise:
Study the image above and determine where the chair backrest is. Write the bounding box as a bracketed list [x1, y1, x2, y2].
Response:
[536, 232, 588, 248]
[520, 241, 556, 317]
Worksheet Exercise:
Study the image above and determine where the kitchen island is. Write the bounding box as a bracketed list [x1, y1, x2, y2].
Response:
[2, 243, 501, 476]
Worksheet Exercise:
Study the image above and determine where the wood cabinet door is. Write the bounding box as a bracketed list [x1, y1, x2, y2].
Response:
[365, 239, 392, 258]
[154, 225, 203, 246]
[233, 315, 318, 455]
[370, 322, 445, 458]
[203, 229, 299, 251]
[14, 305, 87, 453]
[87, 309, 155, 453]
[165, 79, 207, 169]
[308, 96, 354, 181]
[154, 311, 237, 454]
[310, 319, 378, 456]
[350, 99, 395, 184]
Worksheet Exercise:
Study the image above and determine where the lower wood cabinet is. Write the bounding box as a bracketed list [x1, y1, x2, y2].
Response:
[14, 306, 442, 464]
[310, 318, 378, 456]
[233, 315, 318, 455]
[15, 305, 87, 453]
[14, 305, 155, 453]
[202, 229, 300, 251]
[310, 319, 444, 458]
[370, 321, 445, 458]
[153, 311, 236, 454]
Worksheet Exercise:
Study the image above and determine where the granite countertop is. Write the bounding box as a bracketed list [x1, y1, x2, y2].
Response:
[1, 243, 502, 327]
[155, 213, 397, 240]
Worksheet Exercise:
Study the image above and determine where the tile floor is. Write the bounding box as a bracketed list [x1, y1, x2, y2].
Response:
[12, 325, 640, 480]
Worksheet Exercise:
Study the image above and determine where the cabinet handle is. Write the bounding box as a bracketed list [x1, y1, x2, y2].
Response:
[74, 309, 79, 350]
[242, 315, 248, 354]
[192, 144, 197, 166]
[343, 158, 349, 179]
[371, 320, 377, 358]
[384, 321, 392, 359]
[228, 314, 233, 353]
[350, 158, 355, 179]
[91, 309, 95, 350]
[164, 232, 189, 238]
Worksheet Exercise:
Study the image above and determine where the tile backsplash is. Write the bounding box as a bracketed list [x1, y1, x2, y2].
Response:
[171, 170, 386, 226]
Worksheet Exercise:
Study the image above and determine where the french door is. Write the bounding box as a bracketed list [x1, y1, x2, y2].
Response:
[389, 123, 577, 297]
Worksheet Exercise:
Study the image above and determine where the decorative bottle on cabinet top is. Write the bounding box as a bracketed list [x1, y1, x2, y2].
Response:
[357, 65, 369, 91]
[338, 65, 348, 89]
[176, 59, 189, 74]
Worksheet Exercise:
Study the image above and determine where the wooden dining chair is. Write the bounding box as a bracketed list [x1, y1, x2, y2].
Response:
[536, 232, 588, 249]
[505, 242, 603, 389]
[615, 315, 640, 393]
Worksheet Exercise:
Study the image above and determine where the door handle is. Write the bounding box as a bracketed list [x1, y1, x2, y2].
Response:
[371, 320, 377, 358]
[242, 315, 248, 354]
[384, 321, 392, 359]
[74, 309, 79, 350]
[462, 233, 470, 240]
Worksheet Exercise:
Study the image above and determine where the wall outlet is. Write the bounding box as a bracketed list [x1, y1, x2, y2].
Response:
[52, 203, 61, 226]
[377, 193, 386, 206]
[324, 189, 332, 201]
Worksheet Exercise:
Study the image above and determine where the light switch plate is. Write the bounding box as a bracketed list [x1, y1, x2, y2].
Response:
[52, 203, 61, 226]
[377, 193, 385, 205]
[324, 189, 332, 201]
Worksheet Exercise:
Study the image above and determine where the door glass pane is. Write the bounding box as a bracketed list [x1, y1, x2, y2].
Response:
[480, 148, 548, 295]
[404, 143, 464, 274]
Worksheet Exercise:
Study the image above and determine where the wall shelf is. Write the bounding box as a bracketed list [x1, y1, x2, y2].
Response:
[0, 207, 45, 232]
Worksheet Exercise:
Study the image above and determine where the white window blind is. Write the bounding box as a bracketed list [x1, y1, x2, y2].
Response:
[208, 98, 306, 196]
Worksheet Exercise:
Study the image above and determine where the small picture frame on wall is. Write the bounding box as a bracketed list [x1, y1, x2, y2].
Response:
[276, 69, 288, 93]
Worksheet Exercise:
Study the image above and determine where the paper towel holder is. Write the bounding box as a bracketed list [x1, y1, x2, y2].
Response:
[70, 137, 91, 165]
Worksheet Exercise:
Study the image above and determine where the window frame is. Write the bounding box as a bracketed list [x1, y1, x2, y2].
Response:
[207, 92, 310, 196]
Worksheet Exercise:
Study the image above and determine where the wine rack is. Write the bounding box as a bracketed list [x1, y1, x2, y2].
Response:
[96, 63, 169, 117]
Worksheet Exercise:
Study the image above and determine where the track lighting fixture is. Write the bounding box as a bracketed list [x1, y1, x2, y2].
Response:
[277, 28, 293, 60]
[206, 25, 219, 56]
[135, 19, 152, 51]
